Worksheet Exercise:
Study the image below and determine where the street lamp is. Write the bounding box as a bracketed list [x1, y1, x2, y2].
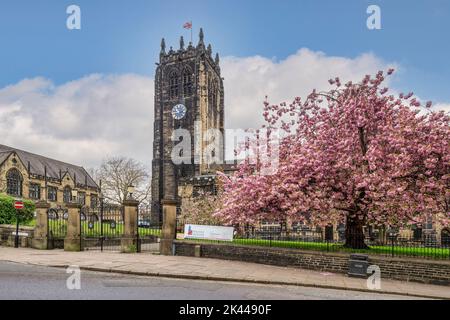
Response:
[127, 185, 135, 200]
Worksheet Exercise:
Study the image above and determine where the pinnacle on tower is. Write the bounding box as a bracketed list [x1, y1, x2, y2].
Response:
[198, 28, 205, 46]
[160, 38, 166, 54]
[207, 44, 212, 56]
[215, 53, 220, 65]
[180, 36, 185, 50]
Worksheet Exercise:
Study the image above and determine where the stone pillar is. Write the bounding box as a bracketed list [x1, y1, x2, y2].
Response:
[32, 201, 50, 250]
[160, 199, 177, 256]
[121, 198, 139, 253]
[64, 203, 82, 252]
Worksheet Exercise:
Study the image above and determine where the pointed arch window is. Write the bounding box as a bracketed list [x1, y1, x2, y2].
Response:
[212, 86, 217, 108]
[63, 186, 72, 204]
[78, 192, 86, 206]
[48, 186, 58, 202]
[183, 69, 193, 97]
[29, 183, 41, 200]
[6, 169, 23, 197]
[90, 194, 98, 209]
[169, 71, 179, 99]
[209, 79, 218, 108]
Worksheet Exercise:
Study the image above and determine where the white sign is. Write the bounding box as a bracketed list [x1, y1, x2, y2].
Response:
[11, 232, 29, 237]
[184, 224, 234, 242]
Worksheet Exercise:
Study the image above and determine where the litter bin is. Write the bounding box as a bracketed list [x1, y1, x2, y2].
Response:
[348, 254, 369, 278]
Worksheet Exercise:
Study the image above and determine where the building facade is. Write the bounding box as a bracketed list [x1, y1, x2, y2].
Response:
[151, 29, 226, 221]
[0, 144, 100, 208]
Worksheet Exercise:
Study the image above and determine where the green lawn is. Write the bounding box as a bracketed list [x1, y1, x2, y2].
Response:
[82, 223, 161, 238]
[48, 220, 67, 237]
[47, 220, 161, 238]
[20, 220, 36, 227]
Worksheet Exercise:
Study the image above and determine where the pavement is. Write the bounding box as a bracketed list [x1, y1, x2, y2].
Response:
[0, 247, 449, 299]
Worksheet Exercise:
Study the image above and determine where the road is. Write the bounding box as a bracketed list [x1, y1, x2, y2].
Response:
[0, 262, 427, 300]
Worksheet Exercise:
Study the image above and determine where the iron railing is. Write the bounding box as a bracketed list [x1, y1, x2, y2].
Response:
[80, 202, 124, 252]
[176, 221, 450, 260]
[47, 207, 68, 249]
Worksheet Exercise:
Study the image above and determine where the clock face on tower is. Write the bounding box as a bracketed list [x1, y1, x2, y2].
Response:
[172, 104, 187, 120]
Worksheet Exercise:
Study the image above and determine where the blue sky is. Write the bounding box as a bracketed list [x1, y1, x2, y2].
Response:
[1, 0, 449, 102]
[0, 1, 449, 168]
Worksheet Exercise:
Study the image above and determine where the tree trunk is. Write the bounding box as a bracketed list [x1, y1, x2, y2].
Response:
[344, 214, 369, 249]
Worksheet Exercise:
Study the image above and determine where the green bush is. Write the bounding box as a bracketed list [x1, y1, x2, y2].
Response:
[0, 193, 35, 225]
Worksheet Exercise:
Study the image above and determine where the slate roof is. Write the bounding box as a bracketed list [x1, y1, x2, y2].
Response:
[0, 152, 10, 167]
[0, 144, 99, 189]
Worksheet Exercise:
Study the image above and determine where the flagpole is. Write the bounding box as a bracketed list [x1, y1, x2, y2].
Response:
[191, 21, 193, 43]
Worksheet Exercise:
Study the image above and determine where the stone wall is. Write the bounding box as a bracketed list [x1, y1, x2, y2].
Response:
[0, 225, 34, 248]
[370, 256, 450, 285]
[174, 241, 450, 285]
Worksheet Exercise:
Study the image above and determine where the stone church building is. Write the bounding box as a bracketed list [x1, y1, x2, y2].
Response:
[0, 144, 100, 208]
[151, 29, 235, 221]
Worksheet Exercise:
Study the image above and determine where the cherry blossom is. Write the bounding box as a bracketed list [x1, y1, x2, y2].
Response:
[215, 70, 450, 249]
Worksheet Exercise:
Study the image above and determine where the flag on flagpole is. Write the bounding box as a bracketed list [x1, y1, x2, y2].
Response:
[184, 21, 193, 43]
[183, 21, 192, 29]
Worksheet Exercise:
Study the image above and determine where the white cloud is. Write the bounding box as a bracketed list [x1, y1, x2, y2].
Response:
[0, 48, 447, 170]
[434, 103, 450, 113]
[222, 48, 397, 129]
[0, 74, 154, 169]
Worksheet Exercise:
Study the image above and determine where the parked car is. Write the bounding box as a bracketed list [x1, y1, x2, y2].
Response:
[138, 219, 152, 228]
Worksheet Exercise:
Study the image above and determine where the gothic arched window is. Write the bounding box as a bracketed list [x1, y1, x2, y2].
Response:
[209, 79, 218, 109]
[63, 186, 72, 204]
[6, 169, 22, 197]
[169, 71, 179, 99]
[183, 69, 193, 97]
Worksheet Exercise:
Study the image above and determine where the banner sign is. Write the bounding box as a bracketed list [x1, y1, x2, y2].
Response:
[184, 224, 234, 242]
[11, 232, 29, 237]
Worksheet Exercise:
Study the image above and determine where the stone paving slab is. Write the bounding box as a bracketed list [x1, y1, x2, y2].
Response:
[0, 247, 449, 299]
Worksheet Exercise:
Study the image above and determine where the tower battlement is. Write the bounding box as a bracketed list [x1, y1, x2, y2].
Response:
[159, 28, 221, 74]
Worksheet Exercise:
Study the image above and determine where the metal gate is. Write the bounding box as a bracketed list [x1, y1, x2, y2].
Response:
[81, 202, 124, 252]
[47, 207, 68, 249]
[137, 206, 162, 252]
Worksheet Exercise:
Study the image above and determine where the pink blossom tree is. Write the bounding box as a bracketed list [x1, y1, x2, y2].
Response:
[216, 70, 450, 249]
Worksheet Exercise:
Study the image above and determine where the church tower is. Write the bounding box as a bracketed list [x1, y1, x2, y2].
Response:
[151, 29, 225, 221]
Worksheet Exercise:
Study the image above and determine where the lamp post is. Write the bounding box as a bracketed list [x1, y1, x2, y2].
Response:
[127, 185, 135, 200]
